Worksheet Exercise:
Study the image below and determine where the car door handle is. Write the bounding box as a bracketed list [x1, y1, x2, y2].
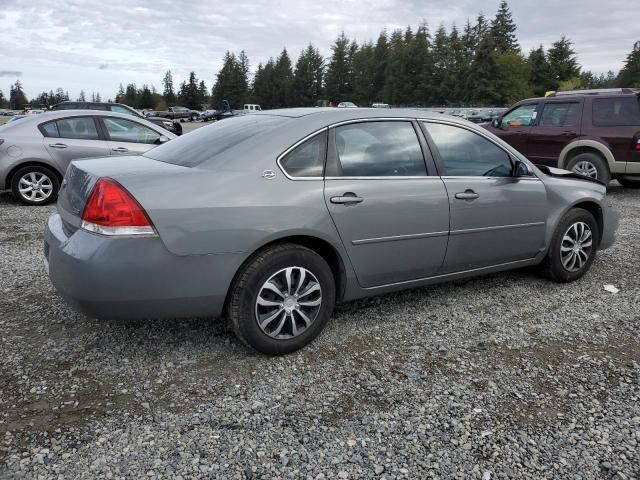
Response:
[330, 193, 364, 205]
[48, 143, 68, 149]
[112, 147, 128, 153]
[454, 190, 480, 200]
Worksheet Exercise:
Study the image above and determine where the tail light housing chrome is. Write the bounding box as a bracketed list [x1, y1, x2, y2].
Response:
[81, 178, 156, 236]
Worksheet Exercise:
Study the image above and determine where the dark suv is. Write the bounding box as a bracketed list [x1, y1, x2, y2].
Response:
[52, 102, 182, 135]
[483, 88, 640, 187]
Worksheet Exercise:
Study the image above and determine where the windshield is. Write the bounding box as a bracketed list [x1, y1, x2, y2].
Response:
[143, 114, 288, 167]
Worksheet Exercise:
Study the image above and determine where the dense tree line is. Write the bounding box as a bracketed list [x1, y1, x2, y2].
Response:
[2, 1, 640, 111]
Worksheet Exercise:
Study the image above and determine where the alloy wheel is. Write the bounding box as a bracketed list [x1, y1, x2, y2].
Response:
[560, 221, 593, 272]
[571, 161, 598, 179]
[255, 266, 322, 339]
[18, 172, 54, 202]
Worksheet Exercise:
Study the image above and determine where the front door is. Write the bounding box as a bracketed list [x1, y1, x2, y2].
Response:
[526, 100, 583, 166]
[422, 121, 548, 272]
[42, 116, 109, 172]
[323, 120, 449, 288]
[99, 117, 162, 156]
[489, 102, 540, 156]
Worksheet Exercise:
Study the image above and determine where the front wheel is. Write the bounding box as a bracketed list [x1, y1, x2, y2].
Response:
[540, 208, 599, 282]
[227, 244, 335, 355]
[11, 165, 60, 205]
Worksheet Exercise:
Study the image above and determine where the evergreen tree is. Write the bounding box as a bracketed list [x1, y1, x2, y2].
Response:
[116, 84, 125, 103]
[490, 1, 519, 53]
[162, 70, 176, 106]
[252, 59, 277, 108]
[496, 52, 532, 104]
[91, 92, 96, 102]
[325, 32, 354, 104]
[371, 31, 389, 102]
[0, 89, 9, 108]
[55, 87, 68, 103]
[617, 41, 640, 87]
[139, 85, 154, 109]
[95, 92, 101, 102]
[293, 44, 325, 106]
[124, 84, 137, 106]
[429, 25, 451, 105]
[384, 29, 408, 105]
[528, 46, 554, 96]
[547, 36, 580, 90]
[211, 52, 249, 108]
[9, 80, 28, 109]
[352, 41, 375, 106]
[178, 71, 201, 109]
[412, 22, 433, 106]
[448, 25, 467, 105]
[77, 90, 86, 102]
[198, 80, 208, 106]
[273, 48, 294, 107]
[468, 34, 501, 105]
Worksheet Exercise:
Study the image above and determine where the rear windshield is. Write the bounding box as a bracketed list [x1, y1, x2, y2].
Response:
[144, 114, 288, 167]
[592, 97, 640, 126]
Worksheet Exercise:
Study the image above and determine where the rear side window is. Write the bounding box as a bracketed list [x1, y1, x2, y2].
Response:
[592, 97, 640, 126]
[144, 114, 288, 167]
[110, 105, 134, 115]
[40, 117, 100, 140]
[40, 121, 60, 137]
[280, 131, 327, 178]
[327, 121, 426, 177]
[539, 102, 580, 127]
[424, 122, 512, 177]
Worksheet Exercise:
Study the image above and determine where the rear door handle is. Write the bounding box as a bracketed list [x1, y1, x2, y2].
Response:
[330, 193, 363, 205]
[112, 147, 128, 153]
[49, 143, 68, 149]
[454, 190, 480, 200]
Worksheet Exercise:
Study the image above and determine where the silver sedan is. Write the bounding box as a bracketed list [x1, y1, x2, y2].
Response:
[44, 108, 618, 354]
[0, 110, 175, 205]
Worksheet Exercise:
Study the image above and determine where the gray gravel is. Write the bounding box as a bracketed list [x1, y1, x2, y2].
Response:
[1, 184, 639, 479]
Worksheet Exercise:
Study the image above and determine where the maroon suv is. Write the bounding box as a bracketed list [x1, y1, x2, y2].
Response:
[483, 88, 640, 187]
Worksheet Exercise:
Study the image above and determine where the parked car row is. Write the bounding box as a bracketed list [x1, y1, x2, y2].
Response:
[41, 107, 618, 354]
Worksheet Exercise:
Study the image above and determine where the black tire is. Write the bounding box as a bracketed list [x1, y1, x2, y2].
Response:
[226, 243, 336, 355]
[10, 165, 60, 206]
[617, 176, 640, 188]
[540, 208, 599, 283]
[566, 152, 610, 184]
[190, 113, 198, 122]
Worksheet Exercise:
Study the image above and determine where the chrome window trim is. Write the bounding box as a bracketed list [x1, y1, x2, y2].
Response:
[276, 127, 328, 181]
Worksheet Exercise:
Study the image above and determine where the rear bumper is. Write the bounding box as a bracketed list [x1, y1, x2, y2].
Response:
[599, 204, 619, 251]
[44, 213, 245, 320]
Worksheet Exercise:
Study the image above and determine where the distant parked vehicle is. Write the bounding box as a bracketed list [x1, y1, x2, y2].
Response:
[0, 110, 175, 205]
[243, 104, 262, 112]
[53, 102, 182, 135]
[483, 88, 640, 186]
[152, 106, 201, 122]
[43, 108, 617, 355]
[201, 100, 248, 122]
[371, 103, 390, 108]
[337, 102, 358, 108]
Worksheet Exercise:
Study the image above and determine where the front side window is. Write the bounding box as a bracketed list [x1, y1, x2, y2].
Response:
[501, 104, 537, 127]
[328, 121, 426, 177]
[539, 102, 580, 127]
[424, 122, 513, 177]
[592, 97, 640, 126]
[280, 131, 327, 177]
[56, 117, 100, 140]
[103, 117, 160, 144]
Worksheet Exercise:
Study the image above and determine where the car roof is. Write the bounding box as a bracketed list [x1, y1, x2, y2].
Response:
[517, 91, 639, 104]
[251, 107, 444, 121]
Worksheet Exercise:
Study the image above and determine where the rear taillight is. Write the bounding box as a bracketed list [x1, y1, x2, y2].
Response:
[81, 177, 155, 236]
[635, 139, 640, 151]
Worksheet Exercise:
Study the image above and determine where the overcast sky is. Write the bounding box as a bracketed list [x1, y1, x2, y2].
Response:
[0, 0, 635, 100]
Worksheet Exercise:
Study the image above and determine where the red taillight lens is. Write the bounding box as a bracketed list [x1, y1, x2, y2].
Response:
[635, 139, 640, 151]
[81, 178, 155, 236]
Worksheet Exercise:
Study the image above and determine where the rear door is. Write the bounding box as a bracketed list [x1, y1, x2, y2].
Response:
[41, 116, 109, 172]
[526, 100, 583, 166]
[323, 120, 449, 288]
[99, 116, 162, 156]
[422, 121, 548, 273]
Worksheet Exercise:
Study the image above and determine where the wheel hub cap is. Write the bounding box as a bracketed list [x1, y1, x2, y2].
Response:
[560, 221, 593, 272]
[255, 266, 322, 339]
[18, 172, 53, 202]
[572, 161, 598, 179]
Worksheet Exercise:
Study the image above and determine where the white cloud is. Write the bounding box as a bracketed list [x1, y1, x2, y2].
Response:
[0, 0, 634, 99]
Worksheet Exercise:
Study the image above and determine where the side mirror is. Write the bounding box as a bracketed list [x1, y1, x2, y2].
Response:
[492, 118, 503, 129]
[513, 160, 530, 177]
[157, 135, 169, 144]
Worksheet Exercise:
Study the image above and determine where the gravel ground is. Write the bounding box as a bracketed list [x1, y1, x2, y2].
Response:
[0, 185, 638, 480]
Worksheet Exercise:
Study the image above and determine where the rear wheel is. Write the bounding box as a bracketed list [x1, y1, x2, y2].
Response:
[540, 208, 599, 282]
[617, 176, 640, 188]
[567, 152, 610, 184]
[11, 165, 60, 205]
[190, 113, 198, 122]
[227, 244, 335, 355]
